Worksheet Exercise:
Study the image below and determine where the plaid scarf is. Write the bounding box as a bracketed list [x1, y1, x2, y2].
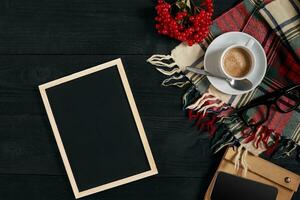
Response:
[260, 0, 300, 61]
[148, 0, 300, 159]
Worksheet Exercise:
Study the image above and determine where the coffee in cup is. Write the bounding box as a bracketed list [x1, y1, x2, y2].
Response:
[220, 39, 255, 80]
[223, 47, 252, 78]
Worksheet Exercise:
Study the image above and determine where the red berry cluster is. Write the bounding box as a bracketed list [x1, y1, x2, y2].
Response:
[155, 0, 213, 46]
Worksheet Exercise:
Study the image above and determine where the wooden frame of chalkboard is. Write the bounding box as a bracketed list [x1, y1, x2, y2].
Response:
[39, 58, 158, 198]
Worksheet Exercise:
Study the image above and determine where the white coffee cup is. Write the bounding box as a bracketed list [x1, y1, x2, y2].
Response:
[219, 39, 255, 80]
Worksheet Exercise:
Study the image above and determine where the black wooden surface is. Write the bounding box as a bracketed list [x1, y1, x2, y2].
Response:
[0, 0, 299, 200]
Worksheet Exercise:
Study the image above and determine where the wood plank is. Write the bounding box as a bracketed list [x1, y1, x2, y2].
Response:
[0, 175, 215, 200]
[0, 0, 240, 54]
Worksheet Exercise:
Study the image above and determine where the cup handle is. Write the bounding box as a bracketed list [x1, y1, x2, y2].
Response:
[245, 39, 255, 48]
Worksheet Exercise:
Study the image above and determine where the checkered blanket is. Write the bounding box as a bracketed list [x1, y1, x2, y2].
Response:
[148, 0, 300, 158]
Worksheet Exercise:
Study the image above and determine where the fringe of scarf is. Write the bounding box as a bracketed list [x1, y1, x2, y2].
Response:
[147, 55, 190, 88]
[185, 91, 299, 159]
[234, 145, 249, 177]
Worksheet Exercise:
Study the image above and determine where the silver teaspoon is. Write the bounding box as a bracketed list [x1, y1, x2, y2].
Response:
[186, 66, 253, 91]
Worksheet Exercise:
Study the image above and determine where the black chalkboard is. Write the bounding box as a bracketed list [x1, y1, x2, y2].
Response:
[211, 172, 278, 200]
[39, 58, 157, 198]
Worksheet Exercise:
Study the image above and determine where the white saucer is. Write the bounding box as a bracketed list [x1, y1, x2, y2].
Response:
[204, 32, 267, 95]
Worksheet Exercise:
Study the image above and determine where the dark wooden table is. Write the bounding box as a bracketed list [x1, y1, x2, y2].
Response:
[0, 0, 299, 199]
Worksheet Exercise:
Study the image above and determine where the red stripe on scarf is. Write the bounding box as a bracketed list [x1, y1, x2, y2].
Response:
[243, 18, 270, 43]
[236, 3, 250, 24]
[223, 13, 240, 31]
[215, 18, 230, 32]
[277, 52, 300, 83]
[268, 109, 293, 133]
[285, 54, 300, 83]
[264, 33, 279, 62]
[231, 9, 247, 29]
[213, 1, 248, 32]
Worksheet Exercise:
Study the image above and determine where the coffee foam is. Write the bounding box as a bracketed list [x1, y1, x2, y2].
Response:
[223, 47, 251, 78]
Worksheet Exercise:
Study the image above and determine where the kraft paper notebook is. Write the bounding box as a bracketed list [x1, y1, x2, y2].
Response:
[205, 148, 300, 200]
[39, 58, 158, 198]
